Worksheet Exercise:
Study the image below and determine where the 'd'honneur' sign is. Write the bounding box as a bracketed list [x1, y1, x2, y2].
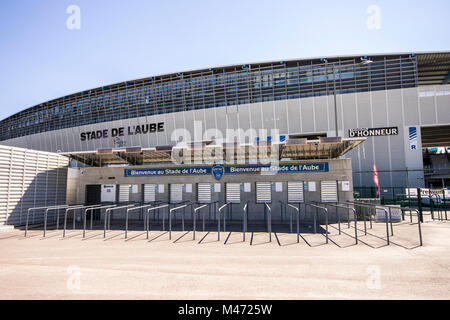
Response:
[80, 122, 164, 141]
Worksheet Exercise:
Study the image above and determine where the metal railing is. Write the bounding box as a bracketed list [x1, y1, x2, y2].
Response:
[25, 205, 69, 237]
[169, 202, 193, 240]
[125, 203, 157, 239]
[304, 203, 329, 244]
[83, 204, 117, 238]
[104, 204, 136, 238]
[321, 202, 358, 245]
[193, 203, 208, 240]
[63, 204, 101, 238]
[217, 202, 231, 241]
[348, 200, 422, 246]
[345, 201, 390, 245]
[242, 201, 249, 242]
[286, 203, 300, 243]
[264, 203, 272, 242]
[145, 204, 170, 239]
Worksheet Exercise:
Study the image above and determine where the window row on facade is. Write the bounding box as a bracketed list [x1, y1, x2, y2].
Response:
[0, 56, 417, 141]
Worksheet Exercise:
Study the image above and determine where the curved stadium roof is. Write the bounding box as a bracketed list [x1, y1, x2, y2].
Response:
[0, 51, 449, 141]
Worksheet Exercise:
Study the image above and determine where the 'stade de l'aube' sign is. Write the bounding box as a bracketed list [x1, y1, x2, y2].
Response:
[349, 126, 398, 138]
[124, 163, 329, 179]
[80, 122, 164, 141]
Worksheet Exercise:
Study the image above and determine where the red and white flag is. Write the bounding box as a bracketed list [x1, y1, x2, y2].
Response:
[373, 164, 380, 196]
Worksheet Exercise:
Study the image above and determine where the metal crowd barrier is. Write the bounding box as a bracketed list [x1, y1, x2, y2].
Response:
[104, 204, 136, 238]
[25, 205, 69, 237]
[264, 203, 272, 242]
[145, 203, 170, 239]
[348, 200, 422, 247]
[345, 201, 390, 245]
[217, 202, 231, 241]
[83, 204, 117, 238]
[242, 201, 249, 242]
[304, 203, 329, 244]
[125, 203, 158, 239]
[169, 202, 193, 240]
[321, 202, 358, 245]
[193, 203, 209, 240]
[63, 204, 101, 238]
[286, 203, 301, 243]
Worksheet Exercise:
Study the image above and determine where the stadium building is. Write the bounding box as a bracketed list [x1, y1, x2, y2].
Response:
[0, 52, 449, 227]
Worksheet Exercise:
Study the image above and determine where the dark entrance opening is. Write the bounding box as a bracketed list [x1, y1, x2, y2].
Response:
[85, 184, 102, 221]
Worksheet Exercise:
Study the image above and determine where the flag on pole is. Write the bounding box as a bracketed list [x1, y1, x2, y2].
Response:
[373, 164, 380, 196]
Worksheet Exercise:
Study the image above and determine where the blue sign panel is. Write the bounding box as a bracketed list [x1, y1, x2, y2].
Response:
[212, 165, 225, 181]
[409, 127, 418, 150]
[124, 163, 329, 177]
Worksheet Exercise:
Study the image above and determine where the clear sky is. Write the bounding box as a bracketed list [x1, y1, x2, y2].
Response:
[0, 0, 449, 120]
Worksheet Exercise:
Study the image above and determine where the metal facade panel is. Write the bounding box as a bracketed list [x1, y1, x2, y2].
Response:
[143, 184, 156, 203]
[226, 183, 241, 203]
[300, 98, 315, 133]
[197, 183, 212, 203]
[288, 181, 304, 203]
[314, 95, 329, 132]
[170, 184, 183, 204]
[321, 181, 338, 202]
[0, 145, 68, 226]
[256, 182, 271, 203]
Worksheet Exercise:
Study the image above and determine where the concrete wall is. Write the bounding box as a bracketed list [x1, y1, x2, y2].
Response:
[70, 159, 353, 223]
[3, 85, 449, 189]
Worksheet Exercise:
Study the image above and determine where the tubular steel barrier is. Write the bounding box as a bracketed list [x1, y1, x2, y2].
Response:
[193, 204, 208, 240]
[243, 201, 249, 242]
[83, 204, 117, 238]
[217, 203, 231, 241]
[346, 201, 390, 245]
[146, 204, 170, 239]
[169, 202, 193, 240]
[264, 203, 272, 243]
[104, 204, 136, 238]
[305, 203, 329, 244]
[25, 205, 69, 237]
[45, 205, 73, 237]
[349, 200, 423, 247]
[125, 203, 157, 239]
[63, 205, 101, 238]
[287, 203, 300, 243]
[321, 202, 358, 245]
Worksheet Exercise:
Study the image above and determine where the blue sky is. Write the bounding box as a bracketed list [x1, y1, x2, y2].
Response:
[0, 0, 449, 120]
